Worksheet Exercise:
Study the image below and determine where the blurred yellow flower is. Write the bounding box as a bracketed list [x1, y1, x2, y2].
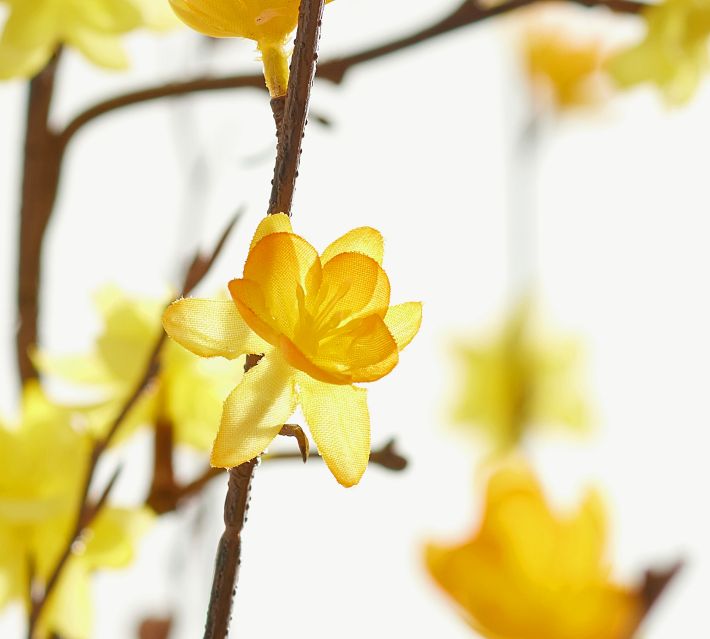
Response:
[168, 0, 333, 96]
[36, 286, 243, 451]
[608, 0, 710, 104]
[0, 383, 152, 639]
[452, 300, 587, 452]
[163, 213, 422, 486]
[523, 23, 609, 110]
[0, 0, 176, 80]
[425, 461, 643, 639]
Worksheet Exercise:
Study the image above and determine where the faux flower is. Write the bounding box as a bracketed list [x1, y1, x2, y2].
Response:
[36, 286, 243, 451]
[0, 383, 152, 639]
[163, 213, 422, 487]
[523, 22, 609, 110]
[607, 0, 710, 104]
[452, 300, 587, 452]
[0, 0, 176, 80]
[168, 0, 333, 96]
[425, 461, 643, 639]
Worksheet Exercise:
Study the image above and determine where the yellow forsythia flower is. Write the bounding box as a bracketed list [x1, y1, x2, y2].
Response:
[36, 286, 243, 451]
[0, 383, 152, 639]
[425, 461, 643, 639]
[168, 0, 333, 96]
[163, 214, 422, 487]
[608, 0, 710, 104]
[452, 300, 587, 452]
[0, 0, 176, 80]
[523, 22, 609, 110]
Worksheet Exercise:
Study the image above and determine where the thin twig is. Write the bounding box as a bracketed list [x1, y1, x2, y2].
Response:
[55, 0, 645, 149]
[265, 437, 409, 472]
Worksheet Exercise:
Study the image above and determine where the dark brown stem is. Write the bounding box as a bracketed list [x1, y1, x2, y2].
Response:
[202, 460, 258, 639]
[268, 0, 324, 215]
[16, 52, 62, 383]
[203, 1, 325, 636]
[55, 0, 644, 149]
[145, 418, 179, 514]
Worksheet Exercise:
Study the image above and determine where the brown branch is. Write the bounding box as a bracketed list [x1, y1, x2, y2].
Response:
[203, 459, 258, 639]
[16, 51, 62, 383]
[268, 0, 324, 214]
[55, 0, 644, 149]
[202, 2, 325, 637]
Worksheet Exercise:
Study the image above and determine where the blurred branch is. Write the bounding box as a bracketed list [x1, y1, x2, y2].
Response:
[56, 0, 644, 149]
[26, 214, 238, 638]
[16, 51, 61, 383]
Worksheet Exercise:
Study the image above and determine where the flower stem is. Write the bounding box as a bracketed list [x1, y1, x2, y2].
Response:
[202, 460, 258, 639]
[259, 42, 290, 98]
[202, 0, 325, 635]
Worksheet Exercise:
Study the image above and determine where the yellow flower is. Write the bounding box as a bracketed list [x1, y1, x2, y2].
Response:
[163, 213, 422, 486]
[607, 0, 710, 104]
[452, 300, 587, 452]
[168, 0, 333, 96]
[0, 0, 176, 80]
[36, 286, 244, 451]
[523, 22, 609, 110]
[425, 461, 643, 639]
[0, 383, 152, 639]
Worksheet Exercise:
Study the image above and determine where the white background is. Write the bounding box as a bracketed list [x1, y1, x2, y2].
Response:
[1, 0, 709, 637]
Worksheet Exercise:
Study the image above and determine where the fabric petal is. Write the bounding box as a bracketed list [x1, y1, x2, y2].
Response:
[318, 314, 399, 383]
[297, 373, 370, 487]
[384, 302, 423, 351]
[163, 298, 268, 359]
[250, 212, 293, 250]
[228, 278, 281, 346]
[321, 227, 384, 265]
[211, 349, 297, 468]
[242, 232, 322, 335]
[316, 252, 390, 322]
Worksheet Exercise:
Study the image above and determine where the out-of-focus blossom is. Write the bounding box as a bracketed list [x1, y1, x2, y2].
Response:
[0, 383, 152, 639]
[451, 300, 587, 452]
[608, 0, 710, 104]
[36, 286, 243, 451]
[0, 0, 176, 79]
[523, 23, 610, 110]
[425, 461, 643, 639]
[168, 0, 333, 96]
[163, 213, 422, 487]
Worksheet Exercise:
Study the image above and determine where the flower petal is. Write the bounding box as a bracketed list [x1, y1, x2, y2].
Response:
[229, 278, 281, 346]
[211, 349, 297, 468]
[317, 252, 390, 322]
[384, 302, 423, 351]
[321, 227, 384, 265]
[163, 298, 268, 359]
[319, 314, 399, 383]
[250, 213, 293, 250]
[297, 373, 370, 487]
[242, 232, 322, 335]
